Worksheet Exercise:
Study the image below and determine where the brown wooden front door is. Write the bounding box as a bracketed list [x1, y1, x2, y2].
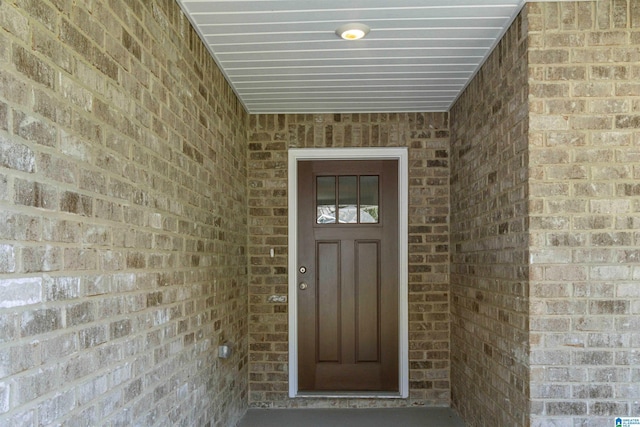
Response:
[297, 160, 399, 392]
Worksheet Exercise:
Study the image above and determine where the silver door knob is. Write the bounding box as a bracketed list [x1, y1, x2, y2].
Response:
[299, 283, 308, 290]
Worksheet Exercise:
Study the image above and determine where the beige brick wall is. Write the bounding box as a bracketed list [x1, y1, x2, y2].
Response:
[450, 9, 531, 427]
[4, 0, 637, 424]
[247, 113, 451, 407]
[0, 0, 248, 425]
[528, 1, 640, 424]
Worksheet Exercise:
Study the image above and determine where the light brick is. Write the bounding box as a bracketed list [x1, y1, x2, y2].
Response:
[0, 277, 42, 308]
[0, 135, 36, 172]
[14, 179, 58, 210]
[21, 245, 62, 273]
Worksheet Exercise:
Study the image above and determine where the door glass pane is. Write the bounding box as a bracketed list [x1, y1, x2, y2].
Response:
[360, 175, 379, 224]
[316, 176, 336, 224]
[338, 176, 358, 223]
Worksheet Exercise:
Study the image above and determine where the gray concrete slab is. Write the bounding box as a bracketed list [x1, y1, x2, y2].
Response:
[237, 407, 467, 427]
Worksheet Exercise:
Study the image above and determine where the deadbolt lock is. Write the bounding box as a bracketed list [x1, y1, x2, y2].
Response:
[299, 266, 307, 274]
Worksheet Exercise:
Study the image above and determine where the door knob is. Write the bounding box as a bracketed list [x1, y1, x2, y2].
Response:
[299, 282, 308, 290]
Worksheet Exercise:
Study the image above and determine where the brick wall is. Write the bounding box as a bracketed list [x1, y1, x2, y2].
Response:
[247, 113, 451, 407]
[528, 1, 640, 425]
[5, 0, 636, 424]
[450, 10, 531, 427]
[0, 0, 248, 425]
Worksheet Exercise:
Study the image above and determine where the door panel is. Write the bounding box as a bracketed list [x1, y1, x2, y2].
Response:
[297, 159, 399, 392]
[356, 240, 379, 363]
[317, 241, 340, 363]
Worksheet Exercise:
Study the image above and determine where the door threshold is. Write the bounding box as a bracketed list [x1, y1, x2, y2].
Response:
[295, 391, 403, 399]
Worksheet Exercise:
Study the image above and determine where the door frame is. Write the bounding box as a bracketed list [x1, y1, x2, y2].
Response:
[288, 147, 409, 398]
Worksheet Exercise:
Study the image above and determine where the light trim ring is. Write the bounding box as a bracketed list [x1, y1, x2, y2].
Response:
[335, 23, 370, 40]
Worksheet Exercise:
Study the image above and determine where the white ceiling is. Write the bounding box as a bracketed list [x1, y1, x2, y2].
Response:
[175, 0, 527, 114]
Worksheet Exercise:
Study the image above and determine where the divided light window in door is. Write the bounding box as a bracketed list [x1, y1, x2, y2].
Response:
[316, 175, 379, 225]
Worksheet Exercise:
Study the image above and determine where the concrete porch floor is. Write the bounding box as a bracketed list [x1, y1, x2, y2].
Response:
[237, 407, 467, 427]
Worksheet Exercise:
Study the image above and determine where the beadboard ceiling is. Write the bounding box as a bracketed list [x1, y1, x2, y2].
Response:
[175, 0, 527, 114]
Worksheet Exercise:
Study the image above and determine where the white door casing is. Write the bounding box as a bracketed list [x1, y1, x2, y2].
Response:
[288, 147, 409, 398]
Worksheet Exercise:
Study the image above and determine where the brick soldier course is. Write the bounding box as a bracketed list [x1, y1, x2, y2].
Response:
[0, 0, 638, 426]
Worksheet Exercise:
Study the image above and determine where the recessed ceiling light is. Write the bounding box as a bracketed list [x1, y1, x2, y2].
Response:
[335, 23, 370, 41]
